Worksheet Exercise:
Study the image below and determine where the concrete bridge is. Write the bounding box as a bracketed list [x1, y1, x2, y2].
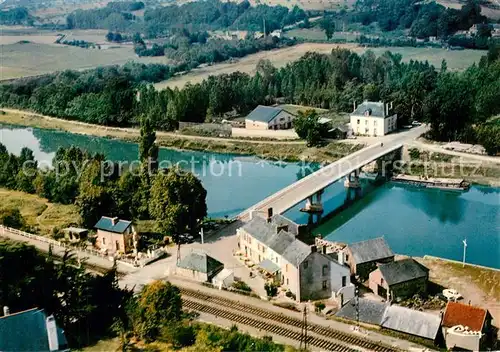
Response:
[238, 125, 427, 222]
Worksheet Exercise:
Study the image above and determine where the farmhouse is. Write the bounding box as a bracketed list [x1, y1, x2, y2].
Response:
[237, 214, 354, 302]
[175, 251, 224, 283]
[0, 307, 69, 352]
[369, 258, 429, 301]
[95, 216, 138, 255]
[350, 101, 397, 137]
[245, 105, 296, 130]
[441, 301, 493, 351]
[344, 237, 394, 280]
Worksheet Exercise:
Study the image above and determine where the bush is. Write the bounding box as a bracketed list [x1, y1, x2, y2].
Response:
[0, 207, 26, 230]
[314, 301, 326, 312]
[232, 280, 252, 292]
[408, 148, 421, 160]
[264, 282, 278, 297]
[285, 290, 296, 300]
[273, 302, 299, 312]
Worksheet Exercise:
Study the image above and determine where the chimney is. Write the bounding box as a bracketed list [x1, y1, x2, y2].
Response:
[111, 217, 119, 226]
[3, 306, 9, 316]
[310, 245, 317, 253]
[338, 251, 344, 266]
[267, 208, 273, 223]
[46, 315, 59, 352]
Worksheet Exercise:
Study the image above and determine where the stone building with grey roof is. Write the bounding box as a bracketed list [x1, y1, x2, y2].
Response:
[237, 214, 353, 302]
[94, 216, 138, 255]
[175, 251, 224, 282]
[344, 237, 394, 280]
[369, 258, 429, 301]
[350, 100, 397, 137]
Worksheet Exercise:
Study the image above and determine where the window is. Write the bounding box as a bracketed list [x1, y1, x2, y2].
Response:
[258, 255, 261, 262]
[248, 237, 252, 244]
[102, 237, 106, 245]
[345, 254, 349, 262]
[116, 240, 120, 251]
[357, 119, 360, 124]
[342, 276, 347, 287]
[303, 261, 308, 269]
[322, 280, 327, 290]
[275, 257, 278, 263]
[322, 265, 328, 276]
[286, 278, 289, 285]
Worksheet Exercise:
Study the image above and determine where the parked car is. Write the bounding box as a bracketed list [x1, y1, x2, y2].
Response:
[412, 121, 422, 126]
[442, 288, 463, 301]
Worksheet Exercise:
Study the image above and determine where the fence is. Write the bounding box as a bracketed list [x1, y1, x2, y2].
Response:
[0, 225, 164, 268]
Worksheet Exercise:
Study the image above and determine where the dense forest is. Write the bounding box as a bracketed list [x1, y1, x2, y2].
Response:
[0, 241, 289, 350]
[66, 0, 306, 36]
[0, 6, 32, 25]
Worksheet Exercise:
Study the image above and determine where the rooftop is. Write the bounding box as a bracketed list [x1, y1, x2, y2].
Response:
[352, 101, 387, 118]
[378, 258, 429, 286]
[442, 301, 489, 331]
[177, 251, 224, 274]
[0, 308, 68, 352]
[246, 105, 286, 123]
[94, 216, 132, 234]
[348, 237, 394, 264]
[381, 305, 441, 340]
[335, 298, 386, 325]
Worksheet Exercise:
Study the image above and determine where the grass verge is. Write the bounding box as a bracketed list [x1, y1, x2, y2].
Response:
[0, 188, 81, 234]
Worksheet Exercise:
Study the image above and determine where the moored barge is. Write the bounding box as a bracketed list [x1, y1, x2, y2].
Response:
[391, 174, 470, 191]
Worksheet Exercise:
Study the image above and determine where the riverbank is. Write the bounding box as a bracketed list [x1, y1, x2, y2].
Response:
[0, 109, 362, 163]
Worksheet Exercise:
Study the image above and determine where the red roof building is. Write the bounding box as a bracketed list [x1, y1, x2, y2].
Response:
[442, 301, 490, 332]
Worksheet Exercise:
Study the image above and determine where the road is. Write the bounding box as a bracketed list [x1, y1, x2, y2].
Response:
[238, 125, 429, 220]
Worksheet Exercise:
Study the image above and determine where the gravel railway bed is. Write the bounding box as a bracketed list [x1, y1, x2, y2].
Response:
[180, 287, 399, 352]
[183, 299, 358, 352]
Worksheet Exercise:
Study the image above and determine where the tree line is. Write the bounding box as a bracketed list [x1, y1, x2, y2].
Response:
[0, 240, 289, 350]
[0, 7, 32, 25]
[1, 46, 499, 153]
[0, 117, 207, 235]
[66, 0, 305, 37]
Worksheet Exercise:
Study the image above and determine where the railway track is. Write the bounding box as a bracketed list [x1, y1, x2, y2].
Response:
[183, 299, 357, 352]
[180, 288, 398, 352]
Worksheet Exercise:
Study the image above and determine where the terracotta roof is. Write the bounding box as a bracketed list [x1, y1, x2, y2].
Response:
[442, 301, 488, 331]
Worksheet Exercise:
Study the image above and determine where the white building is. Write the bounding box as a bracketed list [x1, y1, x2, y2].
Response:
[350, 101, 397, 137]
[245, 105, 296, 130]
[237, 214, 353, 302]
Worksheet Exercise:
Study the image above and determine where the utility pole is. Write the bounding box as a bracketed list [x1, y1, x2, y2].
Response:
[355, 284, 360, 330]
[462, 238, 467, 268]
[300, 304, 308, 350]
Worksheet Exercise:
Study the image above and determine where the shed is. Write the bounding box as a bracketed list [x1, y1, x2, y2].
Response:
[176, 251, 224, 282]
[62, 227, 88, 242]
[381, 305, 442, 342]
[335, 298, 386, 326]
[212, 268, 234, 288]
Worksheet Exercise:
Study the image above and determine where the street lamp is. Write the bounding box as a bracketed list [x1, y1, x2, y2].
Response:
[462, 238, 467, 268]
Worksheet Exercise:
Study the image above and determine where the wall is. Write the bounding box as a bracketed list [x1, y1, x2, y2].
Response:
[97, 229, 132, 254]
[369, 268, 387, 298]
[350, 114, 397, 136]
[175, 267, 209, 282]
[443, 327, 482, 351]
[268, 111, 295, 130]
[245, 119, 270, 130]
[390, 276, 428, 300]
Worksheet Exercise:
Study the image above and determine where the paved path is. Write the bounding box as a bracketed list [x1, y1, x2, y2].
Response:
[238, 125, 428, 220]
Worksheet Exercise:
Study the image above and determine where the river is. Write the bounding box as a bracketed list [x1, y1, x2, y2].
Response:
[1, 125, 499, 268]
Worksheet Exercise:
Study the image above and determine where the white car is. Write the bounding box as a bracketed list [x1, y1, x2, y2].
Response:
[442, 289, 463, 301]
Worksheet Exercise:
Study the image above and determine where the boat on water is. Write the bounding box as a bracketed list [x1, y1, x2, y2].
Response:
[391, 174, 470, 191]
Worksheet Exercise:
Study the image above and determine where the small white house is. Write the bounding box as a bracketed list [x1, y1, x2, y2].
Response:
[245, 105, 296, 130]
[211, 268, 234, 289]
[350, 101, 397, 137]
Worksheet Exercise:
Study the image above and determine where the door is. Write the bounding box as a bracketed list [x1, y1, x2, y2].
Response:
[378, 285, 387, 298]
